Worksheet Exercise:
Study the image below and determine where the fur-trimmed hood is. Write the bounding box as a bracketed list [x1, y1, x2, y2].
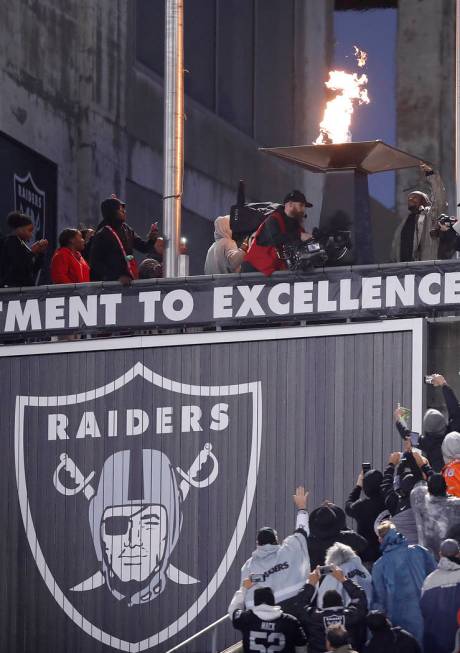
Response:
[325, 542, 358, 566]
[317, 543, 373, 608]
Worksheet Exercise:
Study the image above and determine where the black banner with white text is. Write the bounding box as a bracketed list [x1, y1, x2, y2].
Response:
[0, 260, 459, 335]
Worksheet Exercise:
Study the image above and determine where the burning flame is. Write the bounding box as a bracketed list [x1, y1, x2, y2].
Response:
[354, 45, 367, 67]
[314, 46, 370, 145]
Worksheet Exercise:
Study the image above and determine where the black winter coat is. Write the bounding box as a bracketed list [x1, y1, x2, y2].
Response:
[0, 235, 43, 287]
[307, 505, 367, 569]
[297, 579, 367, 653]
[396, 385, 460, 472]
[89, 222, 157, 281]
[345, 485, 385, 563]
[364, 627, 422, 653]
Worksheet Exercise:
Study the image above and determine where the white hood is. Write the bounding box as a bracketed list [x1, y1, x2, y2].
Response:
[252, 604, 283, 621]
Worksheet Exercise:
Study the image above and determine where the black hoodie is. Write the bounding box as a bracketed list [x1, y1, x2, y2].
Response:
[364, 626, 422, 653]
[396, 385, 460, 472]
[306, 504, 367, 569]
[345, 470, 385, 563]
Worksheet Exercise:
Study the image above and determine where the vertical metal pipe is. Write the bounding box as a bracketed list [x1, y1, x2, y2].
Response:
[163, 0, 184, 277]
[456, 0, 460, 216]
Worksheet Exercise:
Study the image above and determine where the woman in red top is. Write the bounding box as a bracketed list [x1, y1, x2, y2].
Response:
[51, 229, 91, 284]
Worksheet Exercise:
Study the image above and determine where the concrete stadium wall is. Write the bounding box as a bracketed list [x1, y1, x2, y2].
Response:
[0, 0, 333, 270]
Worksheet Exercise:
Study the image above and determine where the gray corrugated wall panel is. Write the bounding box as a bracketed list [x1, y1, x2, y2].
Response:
[0, 325, 419, 652]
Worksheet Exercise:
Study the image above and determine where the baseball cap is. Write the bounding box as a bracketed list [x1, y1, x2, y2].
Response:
[256, 527, 278, 546]
[100, 196, 126, 219]
[440, 538, 460, 558]
[283, 190, 313, 207]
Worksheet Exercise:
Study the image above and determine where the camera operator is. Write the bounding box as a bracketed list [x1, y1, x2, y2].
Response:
[241, 190, 313, 276]
[391, 164, 453, 262]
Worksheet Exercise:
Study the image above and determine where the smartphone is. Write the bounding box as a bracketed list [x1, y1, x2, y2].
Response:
[250, 573, 265, 583]
[318, 565, 334, 576]
[425, 375, 433, 385]
[362, 462, 371, 474]
[409, 431, 420, 446]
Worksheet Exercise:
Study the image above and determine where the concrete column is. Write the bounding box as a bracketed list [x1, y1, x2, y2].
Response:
[396, 0, 455, 218]
[76, 0, 129, 229]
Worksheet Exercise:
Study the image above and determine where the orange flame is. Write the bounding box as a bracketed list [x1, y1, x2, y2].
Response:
[314, 47, 370, 145]
[354, 45, 367, 68]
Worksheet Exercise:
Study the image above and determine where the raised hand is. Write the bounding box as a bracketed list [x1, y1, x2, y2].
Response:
[293, 486, 309, 510]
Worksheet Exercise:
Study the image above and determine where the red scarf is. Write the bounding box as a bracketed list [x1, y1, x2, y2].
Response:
[105, 226, 139, 279]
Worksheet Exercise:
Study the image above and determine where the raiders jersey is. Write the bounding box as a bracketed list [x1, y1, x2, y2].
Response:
[232, 609, 307, 653]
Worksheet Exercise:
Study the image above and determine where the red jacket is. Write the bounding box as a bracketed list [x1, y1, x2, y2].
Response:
[244, 210, 304, 276]
[51, 247, 91, 284]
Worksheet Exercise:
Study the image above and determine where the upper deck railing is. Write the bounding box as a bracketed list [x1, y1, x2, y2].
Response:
[0, 259, 459, 343]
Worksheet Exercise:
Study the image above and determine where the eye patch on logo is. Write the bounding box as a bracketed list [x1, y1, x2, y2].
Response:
[103, 516, 130, 536]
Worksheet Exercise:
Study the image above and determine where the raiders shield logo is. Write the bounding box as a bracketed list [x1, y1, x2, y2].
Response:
[14, 362, 262, 651]
[13, 171, 46, 241]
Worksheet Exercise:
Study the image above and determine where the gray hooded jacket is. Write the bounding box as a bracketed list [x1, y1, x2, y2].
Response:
[411, 483, 460, 558]
[316, 542, 373, 608]
[204, 216, 245, 274]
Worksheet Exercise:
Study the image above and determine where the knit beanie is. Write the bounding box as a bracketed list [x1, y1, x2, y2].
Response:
[423, 409, 447, 436]
[442, 431, 460, 464]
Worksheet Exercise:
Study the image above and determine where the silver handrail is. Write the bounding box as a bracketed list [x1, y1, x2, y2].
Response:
[165, 614, 230, 653]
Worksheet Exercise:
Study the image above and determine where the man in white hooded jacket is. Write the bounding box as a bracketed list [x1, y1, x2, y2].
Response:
[204, 215, 248, 274]
[229, 487, 310, 615]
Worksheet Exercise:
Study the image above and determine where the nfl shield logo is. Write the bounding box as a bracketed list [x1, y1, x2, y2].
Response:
[14, 362, 262, 651]
[14, 172, 46, 241]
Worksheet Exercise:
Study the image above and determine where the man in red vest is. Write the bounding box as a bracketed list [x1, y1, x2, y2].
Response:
[241, 190, 313, 276]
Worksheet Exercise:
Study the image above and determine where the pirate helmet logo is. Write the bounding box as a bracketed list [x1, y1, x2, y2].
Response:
[15, 362, 262, 651]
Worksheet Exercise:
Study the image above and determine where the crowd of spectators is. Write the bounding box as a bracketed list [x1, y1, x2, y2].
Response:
[0, 195, 165, 289]
[229, 374, 460, 653]
[2, 165, 460, 289]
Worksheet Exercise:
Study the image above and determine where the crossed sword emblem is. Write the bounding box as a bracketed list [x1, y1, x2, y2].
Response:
[52, 444, 219, 591]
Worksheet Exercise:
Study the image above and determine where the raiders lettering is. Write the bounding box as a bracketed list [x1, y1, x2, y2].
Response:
[323, 615, 345, 630]
[258, 561, 289, 582]
[348, 568, 367, 580]
[47, 403, 229, 439]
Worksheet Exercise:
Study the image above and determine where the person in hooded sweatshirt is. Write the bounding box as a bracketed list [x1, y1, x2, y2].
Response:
[380, 447, 427, 545]
[316, 543, 372, 651]
[307, 503, 367, 569]
[371, 521, 436, 645]
[420, 539, 460, 653]
[345, 468, 385, 563]
[298, 565, 367, 653]
[363, 611, 421, 653]
[316, 543, 373, 608]
[442, 430, 460, 497]
[411, 472, 460, 558]
[229, 586, 307, 653]
[204, 215, 248, 275]
[231, 487, 310, 617]
[395, 373, 460, 472]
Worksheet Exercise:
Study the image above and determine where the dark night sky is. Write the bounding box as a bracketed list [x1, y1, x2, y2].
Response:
[334, 8, 397, 209]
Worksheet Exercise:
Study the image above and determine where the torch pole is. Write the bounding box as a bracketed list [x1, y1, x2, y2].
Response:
[456, 0, 460, 216]
[163, 0, 184, 278]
